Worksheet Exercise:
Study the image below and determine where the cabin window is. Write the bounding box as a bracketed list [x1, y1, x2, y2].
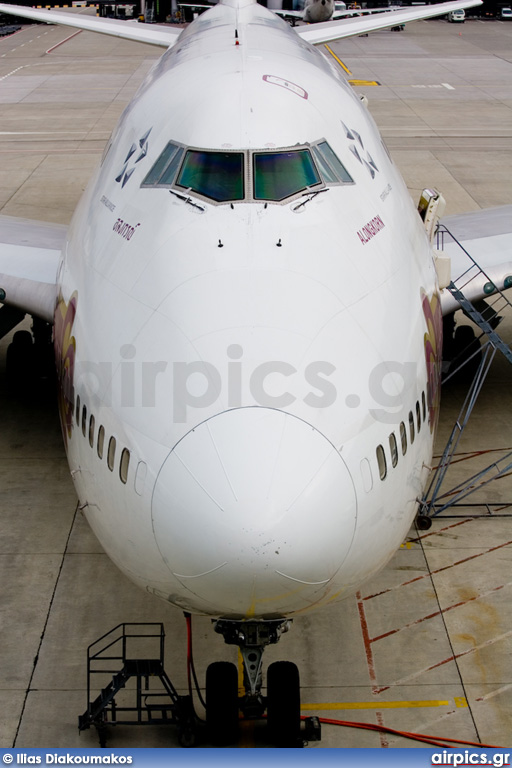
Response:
[97, 425, 105, 460]
[119, 448, 130, 484]
[389, 432, 398, 468]
[253, 149, 321, 201]
[400, 421, 407, 455]
[376, 444, 387, 480]
[312, 141, 353, 184]
[89, 415, 95, 449]
[107, 436, 116, 472]
[176, 150, 244, 202]
[422, 390, 426, 421]
[416, 401, 421, 431]
[76, 395, 80, 426]
[409, 411, 415, 443]
[82, 405, 87, 437]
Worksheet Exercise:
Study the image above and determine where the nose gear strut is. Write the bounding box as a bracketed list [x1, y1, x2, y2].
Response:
[208, 619, 321, 747]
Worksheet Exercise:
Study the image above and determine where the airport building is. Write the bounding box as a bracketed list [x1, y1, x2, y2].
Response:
[0, 0, 510, 23]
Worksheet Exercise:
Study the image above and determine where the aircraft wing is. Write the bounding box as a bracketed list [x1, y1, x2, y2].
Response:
[332, 6, 402, 19]
[0, 217, 66, 323]
[296, 0, 482, 44]
[274, 9, 304, 18]
[275, 6, 402, 21]
[439, 205, 512, 315]
[0, 4, 183, 48]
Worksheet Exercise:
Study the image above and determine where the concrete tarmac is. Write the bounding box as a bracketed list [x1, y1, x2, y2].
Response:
[0, 14, 511, 749]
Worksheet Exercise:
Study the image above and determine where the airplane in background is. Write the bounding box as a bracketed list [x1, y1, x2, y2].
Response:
[176, 0, 398, 24]
[3, 0, 512, 748]
[276, 0, 400, 25]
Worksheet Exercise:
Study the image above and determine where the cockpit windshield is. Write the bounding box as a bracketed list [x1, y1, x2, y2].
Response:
[253, 150, 321, 201]
[176, 150, 245, 202]
[142, 140, 353, 203]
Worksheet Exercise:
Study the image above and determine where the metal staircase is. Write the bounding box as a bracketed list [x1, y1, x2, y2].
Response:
[78, 623, 196, 747]
[418, 224, 512, 525]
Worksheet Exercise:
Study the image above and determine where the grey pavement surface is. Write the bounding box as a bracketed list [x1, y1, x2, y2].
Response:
[0, 15, 511, 749]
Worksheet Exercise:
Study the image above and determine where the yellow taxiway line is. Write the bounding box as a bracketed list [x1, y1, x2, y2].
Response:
[301, 698, 466, 710]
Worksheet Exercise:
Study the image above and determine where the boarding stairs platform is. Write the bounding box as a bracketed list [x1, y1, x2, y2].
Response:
[418, 224, 512, 525]
[78, 623, 196, 747]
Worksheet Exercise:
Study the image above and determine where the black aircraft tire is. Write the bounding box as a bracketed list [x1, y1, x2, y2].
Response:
[205, 661, 239, 746]
[267, 660, 301, 747]
[416, 514, 433, 531]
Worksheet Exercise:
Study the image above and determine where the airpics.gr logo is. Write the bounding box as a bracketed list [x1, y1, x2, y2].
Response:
[115, 128, 152, 188]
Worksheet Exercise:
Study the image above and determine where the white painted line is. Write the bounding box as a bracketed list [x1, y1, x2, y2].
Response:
[442, 82, 455, 90]
[476, 683, 512, 702]
[0, 66, 24, 82]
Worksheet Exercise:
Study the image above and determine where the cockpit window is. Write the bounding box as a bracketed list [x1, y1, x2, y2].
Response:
[176, 150, 244, 202]
[253, 149, 321, 201]
[143, 141, 183, 186]
[142, 140, 353, 203]
[313, 141, 353, 184]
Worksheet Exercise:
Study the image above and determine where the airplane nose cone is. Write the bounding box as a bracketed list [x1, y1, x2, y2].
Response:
[151, 408, 357, 617]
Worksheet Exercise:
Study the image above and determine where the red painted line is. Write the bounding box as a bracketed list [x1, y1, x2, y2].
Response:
[374, 629, 512, 695]
[364, 538, 512, 601]
[357, 591, 377, 686]
[433, 446, 512, 460]
[371, 608, 444, 643]
[357, 593, 389, 745]
[46, 29, 81, 54]
[376, 711, 389, 748]
[370, 583, 507, 643]
[374, 655, 456, 695]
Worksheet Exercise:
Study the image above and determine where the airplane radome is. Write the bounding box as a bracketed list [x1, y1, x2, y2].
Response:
[0, 0, 483, 747]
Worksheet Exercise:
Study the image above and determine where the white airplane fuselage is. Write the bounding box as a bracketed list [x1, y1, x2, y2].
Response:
[57, 0, 442, 620]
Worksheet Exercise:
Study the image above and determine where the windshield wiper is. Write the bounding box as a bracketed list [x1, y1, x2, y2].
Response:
[169, 190, 206, 211]
[292, 187, 329, 211]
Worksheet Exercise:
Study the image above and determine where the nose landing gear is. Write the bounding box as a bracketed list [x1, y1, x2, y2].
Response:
[206, 619, 321, 747]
